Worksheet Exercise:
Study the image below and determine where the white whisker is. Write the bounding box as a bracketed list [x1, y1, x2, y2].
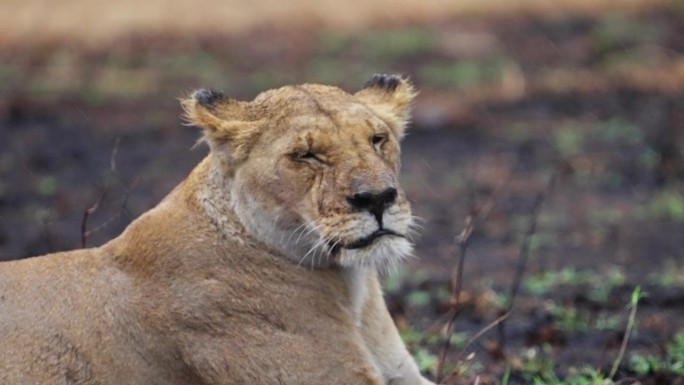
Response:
[299, 236, 328, 269]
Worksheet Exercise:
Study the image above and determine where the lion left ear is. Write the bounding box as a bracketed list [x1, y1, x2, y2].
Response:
[181, 89, 263, 163]
[354, 74, 417, 139]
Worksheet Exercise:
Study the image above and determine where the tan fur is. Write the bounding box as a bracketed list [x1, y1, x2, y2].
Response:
[0, 75, 435, 385]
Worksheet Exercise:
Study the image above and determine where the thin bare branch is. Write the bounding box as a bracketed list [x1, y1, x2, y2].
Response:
[436, 214, 475, 383]
[436, 158, 519, 383]
[82, 188, 132, 240]
[80, 136, 128, 248]
[609, 286, 642, 380]
[498, 171, 557, 349]
[457, 311, 511, 362]
[80, 190, 106, 248]
[110, 136, 121, 172]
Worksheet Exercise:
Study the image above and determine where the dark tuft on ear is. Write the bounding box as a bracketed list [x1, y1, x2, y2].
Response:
[193, 88, 225, 106]
[363, 74, 402, 92]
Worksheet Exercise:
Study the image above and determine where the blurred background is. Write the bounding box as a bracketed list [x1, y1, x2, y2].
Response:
[1, 0, 683, 384]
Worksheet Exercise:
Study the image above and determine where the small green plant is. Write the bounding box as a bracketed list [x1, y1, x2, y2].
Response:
[593, 13, 662, 57]
[629, 331, 684, 376]
[37, 175, 59, 197]
[649, 189, 684, 221]
[524, 266, 625, 298]
[554, 126, 583, 158]
[520, 345, 557, 383]
[594, 117, 644, 145]
[560, 367, 613, 385]
[413, 348, 439, 373]
[544, 303, 619, 332]
[666, 332, 684, 374]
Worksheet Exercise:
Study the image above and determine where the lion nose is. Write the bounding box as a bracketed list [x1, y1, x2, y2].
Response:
[347, 187, 397, 226]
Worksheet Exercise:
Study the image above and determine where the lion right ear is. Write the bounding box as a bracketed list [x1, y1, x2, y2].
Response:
[181, 89, 262, 161]
[354, 74, 417, 139]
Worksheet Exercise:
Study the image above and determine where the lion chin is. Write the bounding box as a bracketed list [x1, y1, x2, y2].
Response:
[335, 234, 414, 273]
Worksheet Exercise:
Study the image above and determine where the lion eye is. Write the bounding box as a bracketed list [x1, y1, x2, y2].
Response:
[371, 133, 387, 148]
[291, 149, 322, 163]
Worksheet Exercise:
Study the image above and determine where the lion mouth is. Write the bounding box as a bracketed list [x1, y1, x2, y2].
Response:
[343, 229, 402, 250]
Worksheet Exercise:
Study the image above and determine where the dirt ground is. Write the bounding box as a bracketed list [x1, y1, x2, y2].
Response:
[1, 1, 683, 384]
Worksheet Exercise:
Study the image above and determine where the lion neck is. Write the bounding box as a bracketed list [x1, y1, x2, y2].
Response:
[183, 154, 250, 245]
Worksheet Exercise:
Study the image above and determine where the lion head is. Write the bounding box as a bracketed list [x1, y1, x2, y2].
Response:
[182, 74, 417, 272]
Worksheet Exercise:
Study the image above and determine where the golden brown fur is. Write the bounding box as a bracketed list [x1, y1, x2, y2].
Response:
[0, 75, 435, 385]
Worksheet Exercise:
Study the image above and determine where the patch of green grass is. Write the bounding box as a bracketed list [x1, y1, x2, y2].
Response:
[524, 266, 625, 298]
[593, 13, 663, 58]
[413, 348, 439, 373]
[629, 331, 684, 376]
[520, 347, 616, 384]
[417, 56, 512, 89]
[553, 367, 613, 385]
[93, 67, 161, 99]
[399, 326, 468, 377]
[361, 27, 436, 61]
[315, 31, 354, 56]
[306, 58, 371, 86]
[554, 125, 583, 158]
[594, 117, 644, 145]
[37, 175, 59, 197]
[520, 345, 557, 383]
[406, 289, 432, 307]
[648, 189, 684, 221]
[638, 146, 661, 172]
[383, 267, 431, 295]
[544, 302, 619, 332]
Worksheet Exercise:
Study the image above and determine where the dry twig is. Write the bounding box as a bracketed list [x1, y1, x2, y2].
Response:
[609, 286, 642, 380]
[497, 171, 557, 350]
[80, 136, 130, 248]
[435, 159, 518, 383]
[80, 190, 105, 248]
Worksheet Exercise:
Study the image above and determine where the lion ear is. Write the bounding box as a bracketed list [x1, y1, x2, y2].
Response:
[181, 89, 262, 161]
[354, 74, 417, 139]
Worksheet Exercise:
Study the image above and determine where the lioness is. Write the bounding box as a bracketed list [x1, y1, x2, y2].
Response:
[0, 74, 436, 385]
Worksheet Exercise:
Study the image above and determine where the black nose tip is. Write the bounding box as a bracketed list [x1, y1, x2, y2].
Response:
[347, 188, 398, 218]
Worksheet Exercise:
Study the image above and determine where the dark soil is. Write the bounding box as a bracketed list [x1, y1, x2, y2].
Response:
[1, 5, 682, 384]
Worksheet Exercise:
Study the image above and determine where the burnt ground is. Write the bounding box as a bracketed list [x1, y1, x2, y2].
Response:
[1, 5, 683, 384]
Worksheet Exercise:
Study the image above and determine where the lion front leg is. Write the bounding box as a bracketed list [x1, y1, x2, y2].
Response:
[359, 271, 437, 385]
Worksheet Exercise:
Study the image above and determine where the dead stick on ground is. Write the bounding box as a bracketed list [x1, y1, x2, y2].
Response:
[110, 136, 121, 172]
[435, 160, 518, 383]
[81, 190, 105, 248]
[82, 188, 132, 241]
[435, 214, 474, 383]
[80, 136, 122, 248]
[609, 286, 642, 380]
[498, 172, 557, 350]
